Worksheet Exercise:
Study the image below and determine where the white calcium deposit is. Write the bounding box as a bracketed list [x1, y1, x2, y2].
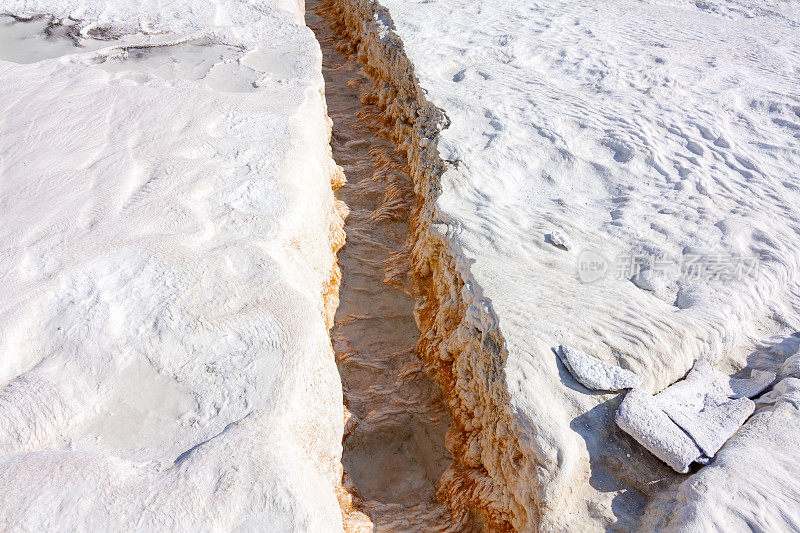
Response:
[340, 0, 800, 529]
[0, 0, 347, 530]
[642, 351, 800, 530]
[558, 345, 641, 391]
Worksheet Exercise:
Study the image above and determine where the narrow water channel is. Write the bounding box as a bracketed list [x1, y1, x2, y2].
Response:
[305, 2, 457, 530]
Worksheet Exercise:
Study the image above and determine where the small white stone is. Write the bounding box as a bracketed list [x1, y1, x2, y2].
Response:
[547, 230, 573, 251]
[557, 345, 642, 391]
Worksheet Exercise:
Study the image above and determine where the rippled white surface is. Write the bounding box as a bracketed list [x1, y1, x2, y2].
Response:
[0, 0, 345, 530]
[372, 0, 800, 528]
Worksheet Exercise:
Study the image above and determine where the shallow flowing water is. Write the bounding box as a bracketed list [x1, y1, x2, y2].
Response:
[306, 2, 457, 530]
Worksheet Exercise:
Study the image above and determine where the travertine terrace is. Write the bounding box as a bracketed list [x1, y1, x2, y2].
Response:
[0, 1, 347, 529]
[2, 0, 800, 530]
[312, 0, 800, 530]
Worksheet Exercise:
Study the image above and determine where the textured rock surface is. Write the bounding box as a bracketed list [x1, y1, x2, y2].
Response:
[307, 3, 457, 528]
[317, 0, 528, 527]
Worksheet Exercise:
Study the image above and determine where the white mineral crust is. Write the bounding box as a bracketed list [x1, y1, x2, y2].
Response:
[0, 0, 346, 529]
[353, 0, 800, 527]
[558, 345, 641, 391]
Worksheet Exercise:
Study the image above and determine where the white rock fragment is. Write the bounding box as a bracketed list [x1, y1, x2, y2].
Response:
[557, 345, 642, 391]
[654, 357, 721, 412]
[616, 388, 703, 473]
[656, 358, 774, 402]
[546, 230, 572, 251]
[617, 358, 771, 473]
[778, 352, 800, 380]
[665, 397, 754, 457]
[646, 373, 800, 531]
[727, 369, 776, 399]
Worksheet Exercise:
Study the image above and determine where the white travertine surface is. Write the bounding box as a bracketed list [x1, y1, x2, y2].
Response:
[352, 0, 800, 528]
[0, 0, 346, 529]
